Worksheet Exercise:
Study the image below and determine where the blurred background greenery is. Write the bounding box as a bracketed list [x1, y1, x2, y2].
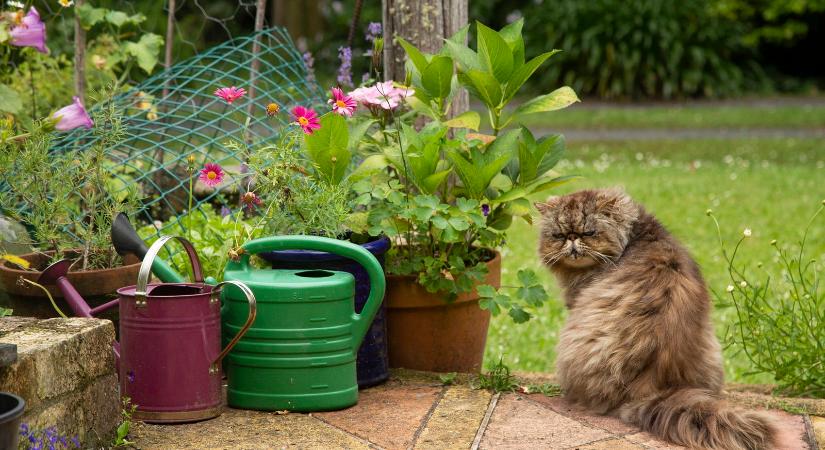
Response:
[29, 0, 821, 100]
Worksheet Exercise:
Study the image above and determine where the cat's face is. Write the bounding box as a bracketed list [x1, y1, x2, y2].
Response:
[537, 189, 638, 270]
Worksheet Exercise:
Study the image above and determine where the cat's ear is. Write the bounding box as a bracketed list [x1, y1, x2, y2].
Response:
[535, 196, 561, 214]
[596, 188, 637, 221]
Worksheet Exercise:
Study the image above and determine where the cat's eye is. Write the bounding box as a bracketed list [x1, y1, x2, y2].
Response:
[552, 233, 565, 240]
[583, 230, 597, 237]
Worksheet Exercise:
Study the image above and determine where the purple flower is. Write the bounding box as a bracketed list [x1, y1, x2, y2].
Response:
[337, 46, 353, 88]
[51, 96, 93, 131]
[365, 22, 382, 42]
[302, 51, 316, 83]
[127, 370, 135, 383]
[220, 205, 231, 217]
[481, 204, 490, 217]
[19, 423, 29, 436]
[71, 436, 81, 449]
[10, 7, 48, 54]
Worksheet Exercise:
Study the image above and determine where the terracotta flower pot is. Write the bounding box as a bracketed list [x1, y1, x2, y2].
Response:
[0, 250, 140, 299]
[386, 251, 500, 373]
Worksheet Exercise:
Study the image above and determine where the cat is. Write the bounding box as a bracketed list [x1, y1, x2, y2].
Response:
[536, 188, 776, 450]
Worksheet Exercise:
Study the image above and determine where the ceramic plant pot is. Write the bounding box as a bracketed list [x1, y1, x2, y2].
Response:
[385, 251, 501, 373]
[0, 392, 25, 450]
[0, 250, 140, 299]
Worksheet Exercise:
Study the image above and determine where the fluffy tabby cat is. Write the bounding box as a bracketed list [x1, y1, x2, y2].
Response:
[536, 188, 776, 450]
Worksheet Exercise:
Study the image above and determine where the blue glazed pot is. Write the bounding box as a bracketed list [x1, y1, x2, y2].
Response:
[258, 235, 391, 388]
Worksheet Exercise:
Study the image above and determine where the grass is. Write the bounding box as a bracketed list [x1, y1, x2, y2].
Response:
[519, 103, 825, 129]
[486, 137, 825, 384]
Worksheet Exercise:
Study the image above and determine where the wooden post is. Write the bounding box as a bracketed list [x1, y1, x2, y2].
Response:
[382, 0, 468, 116]
[73, 0, 86, 100]
[246, 0, 267, 123]
[163, 0, 176, 98]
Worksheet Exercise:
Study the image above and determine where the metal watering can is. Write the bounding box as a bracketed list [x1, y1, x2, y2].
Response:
[222, 235, 386, 412]
[38, 236, 257, 423]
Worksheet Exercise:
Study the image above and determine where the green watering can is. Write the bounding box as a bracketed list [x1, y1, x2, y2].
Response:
[221, 235, 386, 412]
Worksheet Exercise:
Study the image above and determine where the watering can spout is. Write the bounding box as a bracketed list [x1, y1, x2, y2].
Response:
[110, 213, 186, 283]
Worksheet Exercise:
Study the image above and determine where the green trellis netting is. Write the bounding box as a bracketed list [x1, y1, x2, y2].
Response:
[50, 27, 324, 237]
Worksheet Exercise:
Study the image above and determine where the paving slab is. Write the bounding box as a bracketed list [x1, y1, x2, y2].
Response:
[577, 438, 645, 449]
[811, 416, 825, 448]
[315, 381, 442, 449]
[479, 394, 610, 449]
[414, 385, 492, 450]
[134, 408, 371, 449]
[528, 394, 638, 436]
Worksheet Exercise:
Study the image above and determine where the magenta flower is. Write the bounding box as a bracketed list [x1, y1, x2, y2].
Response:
[291, 106, 321, 135]
[199, 163, 224, 187]
[328, 87, 357, 117]
[10, 7, 48, 54]
[214, 86, 246, 104]
[51, 96, 93, 131]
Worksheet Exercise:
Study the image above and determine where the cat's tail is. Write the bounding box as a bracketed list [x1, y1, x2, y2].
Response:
[620, 388, 777, 450]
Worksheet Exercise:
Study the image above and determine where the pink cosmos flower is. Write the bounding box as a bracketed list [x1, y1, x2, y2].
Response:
[328, 87, 357, 117]
[348, 81, 414, 111]
[291, 106, 321, 135]
[51, 96, 93, 131]
[10, 7, 48, 54]
[214, 86, 246, 104]
[199, 163, 224, 187]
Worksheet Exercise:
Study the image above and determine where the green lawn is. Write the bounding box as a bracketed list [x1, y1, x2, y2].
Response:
[486, 138, 825, 384]
[519, 102, 825, 129]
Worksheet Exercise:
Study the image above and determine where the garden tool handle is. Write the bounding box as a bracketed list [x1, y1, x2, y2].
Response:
[208, 280, 256, 374]
[135, 236, 204, 306]
[239, 235, 386, 353]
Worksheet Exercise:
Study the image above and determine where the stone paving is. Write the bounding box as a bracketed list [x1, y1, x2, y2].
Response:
[133, 370, 825, 449]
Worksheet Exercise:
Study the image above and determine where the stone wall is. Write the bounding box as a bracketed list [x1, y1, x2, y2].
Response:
[0, 317, 119, 445]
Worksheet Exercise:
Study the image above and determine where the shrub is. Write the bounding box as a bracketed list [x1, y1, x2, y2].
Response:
[521, 0, 761, 99]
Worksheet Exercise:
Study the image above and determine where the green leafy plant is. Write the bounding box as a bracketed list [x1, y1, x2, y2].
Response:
[439, 372, 458, 386]
[358, 20, 577, 321]
[709, 203, 825, 398]
[113, 396, 137, 447]
[474, 357, 517, 392]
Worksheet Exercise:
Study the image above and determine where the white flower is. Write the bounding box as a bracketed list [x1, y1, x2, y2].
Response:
[726, 285, 735, 293]
[743, 228, 752, 237]
[7, 1, 24, 8]
[739, 281, 747, 288]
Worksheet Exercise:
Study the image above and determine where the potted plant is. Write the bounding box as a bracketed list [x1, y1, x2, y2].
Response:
[0, 99, 141, 308]
[354, 20, 579, 372]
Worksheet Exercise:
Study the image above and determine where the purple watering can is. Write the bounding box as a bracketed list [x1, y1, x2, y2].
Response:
[38, 236, 257, 423]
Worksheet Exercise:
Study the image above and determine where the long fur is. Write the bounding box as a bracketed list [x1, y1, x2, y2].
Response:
[537, 188, 777, 450]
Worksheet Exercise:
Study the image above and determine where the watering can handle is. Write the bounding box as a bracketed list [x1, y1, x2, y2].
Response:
[208, 280, 257, 373]
[134, 236, 204, 306]
[238, 235, 386, 354]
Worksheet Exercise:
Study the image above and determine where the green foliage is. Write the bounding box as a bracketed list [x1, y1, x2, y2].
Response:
[359, 21, 576, 319]
[439, 372, 458, 385]
[713, 0, 825, 46]
[0, 93, 139, 270]
[710, 204, 825, 398]
[0, 306, 11, 317]
[520, 0, 760, 99]
[474, 357, 517, 392]
[113, 397, 137, 447]
[139, 206, 263, 281]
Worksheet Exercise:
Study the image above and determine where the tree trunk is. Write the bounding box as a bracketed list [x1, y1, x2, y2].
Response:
[382, 0, 468, 116]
